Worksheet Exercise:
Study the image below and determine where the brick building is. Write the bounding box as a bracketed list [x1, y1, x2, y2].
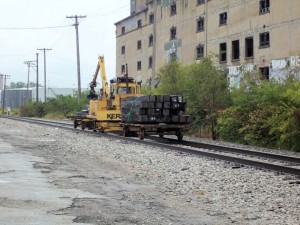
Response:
[115, 0, 300, 87]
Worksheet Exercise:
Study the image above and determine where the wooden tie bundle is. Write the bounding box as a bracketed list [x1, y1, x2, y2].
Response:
[121, 95, 192, 124]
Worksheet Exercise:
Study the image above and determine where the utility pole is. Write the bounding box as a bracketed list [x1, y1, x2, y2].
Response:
[66, 15, 86, 103]
[1, 74, 10, 115]
[24, 60, 36, 91]
[37, 48, 52, 102]
[36, 53, 39, 102]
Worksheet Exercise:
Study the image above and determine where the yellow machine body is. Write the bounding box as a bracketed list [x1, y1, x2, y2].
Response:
[85, 56, 141, 132]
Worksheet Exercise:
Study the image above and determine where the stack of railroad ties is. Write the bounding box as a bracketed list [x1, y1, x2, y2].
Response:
[121, 95, 192, 124]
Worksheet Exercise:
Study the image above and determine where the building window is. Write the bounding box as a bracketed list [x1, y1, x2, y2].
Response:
[196, 44, 204, 60]
[232, 40, 240, 61]
[137, 40, 142, 50]
[219, 12, 227, 26]
[197, 17, 205, 32]
[170, 3, 176, 16]
[149, 34, 154, 46]
[148, 56, 153, 68]
[245, 37, 254, 58]
[121, 26, 125, 35]
[259, 32, 270, 48]
[197, 0, 205, 5]
[260, 67, 269, 80]
[121, 45, 125, 55]
[260, 0, 270, 14]
[121, 65, 125, 73]
[137, 19, 142, 28]
[170, 26, 177, 40]
[170, 52, 177, 61]
[220, 42, 227, 62]
[149, 13, 154, 24]
[137, 61, 142, 71]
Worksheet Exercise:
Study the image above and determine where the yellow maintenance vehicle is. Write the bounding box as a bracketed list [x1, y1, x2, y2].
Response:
[72, 55, 191, 140]
[73, 56, 141, 132]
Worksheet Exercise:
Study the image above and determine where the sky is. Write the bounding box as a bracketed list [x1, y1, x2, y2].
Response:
[0, 0, 130, 88]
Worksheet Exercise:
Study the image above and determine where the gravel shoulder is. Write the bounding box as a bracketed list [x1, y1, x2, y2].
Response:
[0, 118, 299, 225]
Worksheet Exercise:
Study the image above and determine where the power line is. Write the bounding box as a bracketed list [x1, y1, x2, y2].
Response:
[0, 25, 72, 30]
[66, 15, 86, 104]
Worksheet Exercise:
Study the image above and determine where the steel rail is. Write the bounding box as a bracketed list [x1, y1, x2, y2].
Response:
[2, 116, 300, 178]
[150, 137, 300, 164]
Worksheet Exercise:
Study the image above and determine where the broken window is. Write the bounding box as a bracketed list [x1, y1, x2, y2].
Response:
[149, 34, 154, 46]
[196, 44, 204, 60]
[137, 61, 142, 71]
[197, 17, 205, 32]
[170, 3, 177, 16]
[121, 45, 125, 55]
[220, 42, 227, 62]
[260, 32, 270, 47]
[232, 40, 240, 61]
[137, 19, 142, 28]
[245, 37, 254, 58]
[170, 26, 177, 40]
[197, 0, 205, 5]
[148, 56, 153, 68]
[260, 0, 270, 14]
[121, 65, 125, 73]
[149, 13, 154, 24]
[260, 67, 269, 80]
[137, 40, 142, 50]
[219, 12, 227, 26]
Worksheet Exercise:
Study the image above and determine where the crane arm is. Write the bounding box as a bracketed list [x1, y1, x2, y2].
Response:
[98, 56, 109, 99]
[88, 56, 109, 100]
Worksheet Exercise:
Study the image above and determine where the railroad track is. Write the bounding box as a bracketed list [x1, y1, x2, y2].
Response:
[2, 116, 300, 178]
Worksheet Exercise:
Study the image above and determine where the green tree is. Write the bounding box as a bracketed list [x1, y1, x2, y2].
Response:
[155, 58, 186, 95]
[10, 82, 26, 88]
[185, 57, 228, 139]
[45, 95, 81, 117]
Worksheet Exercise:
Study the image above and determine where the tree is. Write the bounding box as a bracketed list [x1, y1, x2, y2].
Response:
[155, 58, 186, 95]
[185, 57, 228, 139]
[9, 81, 36, 89]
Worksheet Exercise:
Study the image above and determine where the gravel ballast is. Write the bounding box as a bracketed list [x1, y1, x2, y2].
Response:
[0, 118, 299, 225]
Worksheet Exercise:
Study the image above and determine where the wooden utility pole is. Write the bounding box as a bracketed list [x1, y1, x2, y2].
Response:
[37, 48, 52, 102]
[66, 15, 86, 104]
[24, 60, 36, 91]
[1, 74, 10, 114]
[36, 53, 39, 102]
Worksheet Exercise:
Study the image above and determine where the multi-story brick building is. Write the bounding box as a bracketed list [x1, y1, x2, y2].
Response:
[115, 0, 300, 87]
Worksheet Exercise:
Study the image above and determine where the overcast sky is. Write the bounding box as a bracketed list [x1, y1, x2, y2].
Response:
[0, 0, 130, 88]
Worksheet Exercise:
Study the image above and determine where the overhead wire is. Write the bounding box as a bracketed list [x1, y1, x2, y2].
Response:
[0, 25, 72, 30]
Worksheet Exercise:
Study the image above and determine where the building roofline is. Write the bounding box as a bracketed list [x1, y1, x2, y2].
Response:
[114, 5, 149, 26]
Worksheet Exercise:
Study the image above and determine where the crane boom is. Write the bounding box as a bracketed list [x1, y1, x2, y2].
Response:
[87, 56, 109, 100]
